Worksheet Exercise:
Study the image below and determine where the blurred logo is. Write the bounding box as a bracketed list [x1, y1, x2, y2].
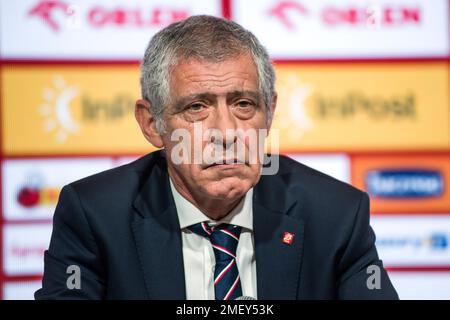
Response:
[39, 75, 135, 143]
[3, 224, 53, 276]
[431, 233, 449, 249]
[10, 245, 47, 258]
[314, 92, 415, 120]
[275, 75, 314, 142]
[39, 75, 79, 142]
[28, 0, 72, 32]
[376, 233, 449, 250]
[16, 173, 60, 208]
[268, 1, 421, 30]
[28, 0, 189, 32]
[268, 1, 308, 30]
[352, 155, 450, 213]
[366, 169, 444, 198]
[273, 63, 450, 152]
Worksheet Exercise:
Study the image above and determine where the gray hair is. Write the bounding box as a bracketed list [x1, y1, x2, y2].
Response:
[140, 15, 276, 133]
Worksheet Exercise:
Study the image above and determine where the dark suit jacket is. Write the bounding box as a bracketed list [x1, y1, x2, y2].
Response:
[35, 150, 398, 300]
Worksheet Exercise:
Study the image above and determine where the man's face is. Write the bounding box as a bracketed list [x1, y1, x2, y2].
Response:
[159, 53, 273, 203]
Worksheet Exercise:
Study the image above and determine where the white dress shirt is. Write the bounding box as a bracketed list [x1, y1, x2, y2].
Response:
[169, 179, 257, 300]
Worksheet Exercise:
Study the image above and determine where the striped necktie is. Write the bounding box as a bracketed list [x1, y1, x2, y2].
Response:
[188, 222, 243, 300]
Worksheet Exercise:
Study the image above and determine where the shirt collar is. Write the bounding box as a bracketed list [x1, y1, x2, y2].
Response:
[169, 178, 253, 231]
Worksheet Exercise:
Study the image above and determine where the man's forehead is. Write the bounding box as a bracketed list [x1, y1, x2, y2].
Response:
[181, 72, 253, 84]
[175, 70, 257, 94]
[181, 79, 258, 94]
[172, 54, 258, 79]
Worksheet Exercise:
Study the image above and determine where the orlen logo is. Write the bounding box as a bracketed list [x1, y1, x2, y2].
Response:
[28, 0, 74, 32]
[268, 1, 421, 30]
[366, 169, 444, 199]
[268, 1, 308, 30]
[28, 0, 189, 32]
[16, 174, 60, 208]
[376, 233, 449, 250]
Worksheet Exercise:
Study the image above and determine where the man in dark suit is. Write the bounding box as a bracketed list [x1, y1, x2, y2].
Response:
[35, 15, 398, 300]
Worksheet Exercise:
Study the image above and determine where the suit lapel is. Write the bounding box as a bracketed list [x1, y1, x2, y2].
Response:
[131, 153, 186, 299]
[129, 151, 305, 300]
[253, 177, 305, 300]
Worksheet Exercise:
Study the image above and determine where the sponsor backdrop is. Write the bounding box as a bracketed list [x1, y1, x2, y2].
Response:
[0, 0, 449, 299]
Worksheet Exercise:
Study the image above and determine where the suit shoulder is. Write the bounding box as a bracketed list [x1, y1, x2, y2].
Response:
[68, 151, 163, 198]
[255, 155, 370, 233]
[276, 154, 364, 201]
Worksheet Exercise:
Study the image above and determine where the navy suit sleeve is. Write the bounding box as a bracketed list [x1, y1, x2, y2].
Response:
[35, 184, 105, 299]
[337, 192, 399, 300]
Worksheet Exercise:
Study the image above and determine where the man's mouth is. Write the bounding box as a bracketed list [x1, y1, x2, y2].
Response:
[205, 159, 246, 168]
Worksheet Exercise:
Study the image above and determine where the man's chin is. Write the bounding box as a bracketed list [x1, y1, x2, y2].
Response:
[203, 179, 252, 200]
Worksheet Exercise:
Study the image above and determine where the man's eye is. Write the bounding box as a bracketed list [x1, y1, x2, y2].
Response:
[236, 100, 254, 108]
[188, 103, 206, 112]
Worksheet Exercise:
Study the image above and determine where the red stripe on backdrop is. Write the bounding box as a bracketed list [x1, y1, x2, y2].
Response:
[2, 220, 53, 226]
[272, 57, 450, 64]
[284, 151, 450, 157]
[0, 59, 140, 66]
[386, 266, 450, 272]
[2, 150, 450, 159]
[1, 57, 450, 65]
[0, 167, 4, 300]
[2, 275, 43, 300]
[2, 154, 145, 160]
[222, 0, 232, 20]
[371, 212, 450, 215]
[1, 151, 449, 162]
[2, 275, 43, 283]
[0, 60, 5, 299]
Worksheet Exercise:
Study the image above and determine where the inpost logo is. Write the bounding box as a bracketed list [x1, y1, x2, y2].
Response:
[38, 75, 135, 143]
[272, 63, 449, 151]
[274, 75, 417, 149]
[1, 65, 147, 154]
[313, 91, 415, 120]
[39, 75, 79, 142]
[274, 74, 314, 142]
[275, 85, 415, 140]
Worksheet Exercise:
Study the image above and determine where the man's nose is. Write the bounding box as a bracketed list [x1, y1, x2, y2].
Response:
[209, 103, 238, 148]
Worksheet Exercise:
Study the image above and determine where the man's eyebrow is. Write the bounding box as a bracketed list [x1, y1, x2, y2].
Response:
[226, 90, 261, 102]
[170, 90, 262, 113]
[171, 93, 217, 113]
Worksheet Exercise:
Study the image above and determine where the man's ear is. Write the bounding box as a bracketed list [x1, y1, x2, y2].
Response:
[135, 99, 164, 148]
[266, 92, 277, 134]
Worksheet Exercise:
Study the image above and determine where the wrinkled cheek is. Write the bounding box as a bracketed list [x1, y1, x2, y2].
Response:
[241, 132, 266, 166]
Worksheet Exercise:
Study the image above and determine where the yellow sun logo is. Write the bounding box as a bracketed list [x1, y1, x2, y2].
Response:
[273, 74, 314, 143]
[38, 75, 80, 143]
